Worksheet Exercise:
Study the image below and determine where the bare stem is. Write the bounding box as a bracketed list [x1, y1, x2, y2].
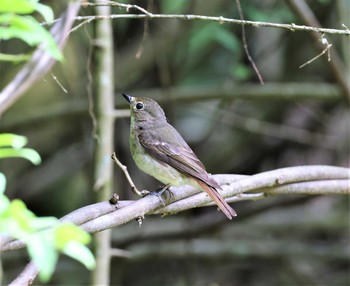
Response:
[111, 152, 144, 196]
[72, 1, 350, 36]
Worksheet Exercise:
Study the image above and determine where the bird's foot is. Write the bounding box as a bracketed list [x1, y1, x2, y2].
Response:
[145, 184, 172, 206]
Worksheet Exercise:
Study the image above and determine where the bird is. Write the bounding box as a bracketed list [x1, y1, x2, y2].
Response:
[123, 93, 236, 219]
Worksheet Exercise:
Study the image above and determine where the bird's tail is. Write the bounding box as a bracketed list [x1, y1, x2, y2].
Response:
[197, 180, 237, 219]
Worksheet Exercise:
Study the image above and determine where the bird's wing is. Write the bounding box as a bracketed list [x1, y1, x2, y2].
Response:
[138, 125, 220, 189]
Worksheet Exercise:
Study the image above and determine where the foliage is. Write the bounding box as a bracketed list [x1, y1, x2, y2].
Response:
[0, 0, 62, 61]
[0, 134, 95, 282]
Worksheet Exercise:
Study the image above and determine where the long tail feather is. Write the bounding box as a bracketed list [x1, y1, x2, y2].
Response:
[197, 180, 237, 219]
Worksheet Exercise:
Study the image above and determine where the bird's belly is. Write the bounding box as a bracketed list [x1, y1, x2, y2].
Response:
[130, 132, 184, 186]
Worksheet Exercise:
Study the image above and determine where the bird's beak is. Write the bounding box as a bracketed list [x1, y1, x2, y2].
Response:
[122, 93, 135, 104]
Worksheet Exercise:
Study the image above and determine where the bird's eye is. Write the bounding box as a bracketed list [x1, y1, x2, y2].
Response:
[136, 102, 144, 110]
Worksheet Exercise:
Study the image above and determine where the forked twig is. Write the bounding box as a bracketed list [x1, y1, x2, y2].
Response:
[111, 152, 148, 197]
[299, 35, 333, 68]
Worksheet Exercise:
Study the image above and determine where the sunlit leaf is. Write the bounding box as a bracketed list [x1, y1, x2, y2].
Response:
[54, 223, 91, 249]
[8, 200, 36, 231]
[0, 148, 41, 165]
[0, 133, 27, 148]
[29, 216, 58, 230]
[0, 0, 36, 14]
[0, 14, 62, 60]
[35, 3, 54, 23]
[62, 241, 96, 270]
[0, 192, 10, 214]
[27, 233, 59, 282]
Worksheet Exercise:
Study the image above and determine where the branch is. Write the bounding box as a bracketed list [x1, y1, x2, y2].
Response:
[286, 0, 350, 100]
[0, 1, 81, 115]
[91, 2, 115, 285]
[4, 165, 349, 284]
[74, 2, 350, 36]
[3, 165, 348, 252]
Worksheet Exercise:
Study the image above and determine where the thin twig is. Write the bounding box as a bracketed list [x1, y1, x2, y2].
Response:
[135, 0, 152, 59]
[286, 0, 350, 100]
[299, 42, 332, 68]
[235, 0, 264, 84]
[85, 25, 99, 141]
[111, 152, 144, 196]
[51, 73, 68, 93]
[299, 35, 332, 69]
[69, 4, 350, 36]
[109, 248, 131, 258]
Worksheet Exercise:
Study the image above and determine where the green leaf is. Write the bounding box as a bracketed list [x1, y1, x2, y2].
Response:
[27, 233, 59, 282]
[0, 14, 63, 60]
[29, 216, 58, 230]
[8, 200, 36, 231]
[54, 223, 91, 249]
[0, 52, 31, 62]
[0, 0, 36, 14]
[0, 147, 41, 165]
[231, 63, 252, 81]
[54, 223, 95, 269]
[0, 192, 10, 214]
[0, 133, 28, 148]
[62, 241, 96, 270]
[35, 3, 54, 23]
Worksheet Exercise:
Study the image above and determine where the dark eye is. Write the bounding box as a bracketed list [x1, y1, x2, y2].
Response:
[136, 102, 144, 110]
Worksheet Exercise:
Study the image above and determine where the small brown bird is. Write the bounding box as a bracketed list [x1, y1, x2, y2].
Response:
[123, 94, 236, 219]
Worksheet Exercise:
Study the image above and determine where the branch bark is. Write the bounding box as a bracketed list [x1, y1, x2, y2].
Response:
[91, 2, 115, 285]
[75, 2, 350, 36]
[5, 165, 349, 284]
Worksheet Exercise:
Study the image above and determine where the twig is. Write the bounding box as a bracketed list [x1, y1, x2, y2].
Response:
[135, 0, 152, 59]
[111, 152, 144, 196]
[235, 0, 264, 84]
[286, 0, 350, 100]
[109, 248, 131, 258]
[50, 73, 68, 93]
[68, 9, 350, 36]
[299, 35, 332, 68]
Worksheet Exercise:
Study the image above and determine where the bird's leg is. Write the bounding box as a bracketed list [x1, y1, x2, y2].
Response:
[145, 184, 172, 206]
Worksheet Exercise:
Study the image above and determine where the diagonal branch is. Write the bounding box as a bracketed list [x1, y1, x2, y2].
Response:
[0, 1, 81, 115]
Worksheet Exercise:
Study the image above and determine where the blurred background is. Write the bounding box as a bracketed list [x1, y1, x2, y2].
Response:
[1, 0, 349, 285]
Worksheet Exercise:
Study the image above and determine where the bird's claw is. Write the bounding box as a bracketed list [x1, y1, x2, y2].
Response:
[144, 185, 172, 206]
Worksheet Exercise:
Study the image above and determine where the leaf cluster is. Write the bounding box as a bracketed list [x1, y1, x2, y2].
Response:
[0, 134, 95, 282]
[0, 0, 62, 61]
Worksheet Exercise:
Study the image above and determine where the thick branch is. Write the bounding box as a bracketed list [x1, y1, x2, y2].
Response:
[91, 2, 115, 285]
[5, 165, 349, 284]
[3, 165, 348, 252]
